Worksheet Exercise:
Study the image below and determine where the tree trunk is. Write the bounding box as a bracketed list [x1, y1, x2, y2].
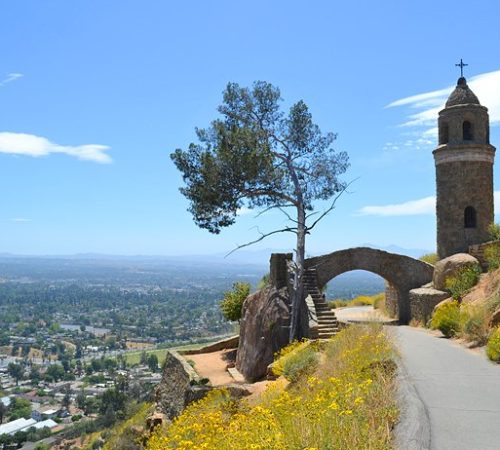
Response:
[289, 204, 306, 341]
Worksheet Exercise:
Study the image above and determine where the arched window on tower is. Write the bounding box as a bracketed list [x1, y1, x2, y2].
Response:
[463, 121, 473, 140]
[464, 206, 477, 228]
[439, 123, 449, 144]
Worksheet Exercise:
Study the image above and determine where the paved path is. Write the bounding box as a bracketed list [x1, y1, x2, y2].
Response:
[335, 305, 397, 324]
[394, 326, 500, 450]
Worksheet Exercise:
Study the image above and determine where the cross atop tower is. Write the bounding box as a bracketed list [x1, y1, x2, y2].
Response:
[455, 58, 468, 78]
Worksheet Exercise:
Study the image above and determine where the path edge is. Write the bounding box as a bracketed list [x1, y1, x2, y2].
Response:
[394, 359, 431, 450]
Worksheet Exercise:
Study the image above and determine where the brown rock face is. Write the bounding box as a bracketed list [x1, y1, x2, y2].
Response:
[433, 253, 481, 291]
[236, 286, 290, 382]
[489, 309, 500, 328]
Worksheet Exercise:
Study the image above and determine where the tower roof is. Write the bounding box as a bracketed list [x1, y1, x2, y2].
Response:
[445, 77, 480, 107]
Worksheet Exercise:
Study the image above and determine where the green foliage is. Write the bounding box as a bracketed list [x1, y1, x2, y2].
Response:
[328, 299, 349, 309]
[419, 253, 439, 265]
[372, 293, 386, 310]
[147, 353, 159, 372]
[430, 301, 464, 337]
[445, 265, 481, 300]
[220, 282, 250, 322]
[486, 328, 500, 362]
[8, 397, 32, 420]
[272, 341, 319, 383]
[485, 245, 500, 271]
[488, 222, 500, 241]
[461, 305, 490, 346]
[7, 362, 24, 385]
[170, 81, 349, 234]
[257, 273, 270, 290]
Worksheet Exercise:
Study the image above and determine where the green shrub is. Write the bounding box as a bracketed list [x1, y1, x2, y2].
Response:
[461, 305, 489, 345]
[486, 328, 500, 362]
[220, 282, 250, 322]
[445, 265, 481, 300]
[419, 253, 439, 265]
[328, 299, 349, 309]
[430, 301, 463, 337]
[350, 295, 375, 306]
[488, 222, 500, 241]
[272, 341, 319, 383]
[485, 245, 500, 271]
[372, 293, 385, 310]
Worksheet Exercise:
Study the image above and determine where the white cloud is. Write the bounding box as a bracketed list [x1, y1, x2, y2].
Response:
[10, 218, 31, 223]
[0, 73, 23, 87]
[387, 70, 500, 146]
[358, 196, 436, 216]
[359, 191, 500, 217]
[0, 132, 112, 164]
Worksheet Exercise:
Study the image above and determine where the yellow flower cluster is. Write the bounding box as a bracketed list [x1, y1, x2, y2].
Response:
[146, 325, 398, 450]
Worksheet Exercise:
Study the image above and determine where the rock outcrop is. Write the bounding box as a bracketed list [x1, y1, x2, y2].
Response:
[433, 253, 481, 291]
[236, 286, 290, 382]
[155, 350, 211, 420]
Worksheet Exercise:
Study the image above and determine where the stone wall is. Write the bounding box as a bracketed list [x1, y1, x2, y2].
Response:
[409, 287, 449, 324]
[435, 158, 494, 258]
[385, 282, 399, 318]
[155, 351, 211, 420]
[469, 240, 500, 271]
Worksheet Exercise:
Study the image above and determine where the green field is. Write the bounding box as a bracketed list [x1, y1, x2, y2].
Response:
[123, 340, 226, 365]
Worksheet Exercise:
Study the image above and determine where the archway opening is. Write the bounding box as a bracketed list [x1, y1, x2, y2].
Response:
[463, 120, 473, 140]
[324, 270, 396, 316]
[464, 206, 477, 228]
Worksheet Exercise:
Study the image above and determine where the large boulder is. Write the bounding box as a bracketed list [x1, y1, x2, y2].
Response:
[236, 286, 290, 382]
[433, 253, 481, 291]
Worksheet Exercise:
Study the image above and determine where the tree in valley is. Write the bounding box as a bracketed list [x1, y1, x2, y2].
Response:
[7, 362, 24, 385]
[171, 81, 349, 340]
[0, 401, 6, 424]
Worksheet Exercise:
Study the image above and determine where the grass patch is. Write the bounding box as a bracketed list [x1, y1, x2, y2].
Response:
[147, 325, 398, 450]
[271, 340, 319, 383]
[445, 265, 481, 300]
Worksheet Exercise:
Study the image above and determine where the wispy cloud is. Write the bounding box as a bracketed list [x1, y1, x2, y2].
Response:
[10, 218, 32, 223]
[386, 69, 500, 147]
[358, 196, 436, 216]
[237, 206, 253, 216]
[358, 191, 500, 217]
[0, 132, 112, 164]
[0, 73, 23, 87]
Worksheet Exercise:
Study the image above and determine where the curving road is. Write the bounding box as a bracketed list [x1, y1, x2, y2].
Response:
[394, 326, 500, 450]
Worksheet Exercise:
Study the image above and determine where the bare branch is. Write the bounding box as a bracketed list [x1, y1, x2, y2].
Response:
[306, 178, 358, 232]
[225, 226, 298, 257]
[253, 203, 295, 218]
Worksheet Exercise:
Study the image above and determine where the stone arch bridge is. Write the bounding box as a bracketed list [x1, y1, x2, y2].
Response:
[270, 247, 434, 326]
[303, 247, 434, 324]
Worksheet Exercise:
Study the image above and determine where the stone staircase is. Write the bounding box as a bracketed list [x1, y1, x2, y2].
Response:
[303, 268, 339, 339]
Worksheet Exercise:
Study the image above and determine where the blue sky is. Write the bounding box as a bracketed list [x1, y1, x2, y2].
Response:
[1, 0, 500, 257]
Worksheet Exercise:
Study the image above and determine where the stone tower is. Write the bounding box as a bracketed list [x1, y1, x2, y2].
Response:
[434, 77, 496, 259]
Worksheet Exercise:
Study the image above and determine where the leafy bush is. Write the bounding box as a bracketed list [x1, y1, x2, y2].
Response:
[461, 305, 490, 345]
[272, 340, 319, 383]
[487, 328, 500, 362]
[351, 295, 375, 306]
[372, 293, 385, 310]
[328, 299, 349, 309]
[419, 253, 439, 265]
[445, 265, 481, 300]
[485, 245, 500, 271]
[219, 282, 250, 322]
[430, 301, 463, 337]
[257, 273, 270, 290]
[488, 222, 500, 241]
